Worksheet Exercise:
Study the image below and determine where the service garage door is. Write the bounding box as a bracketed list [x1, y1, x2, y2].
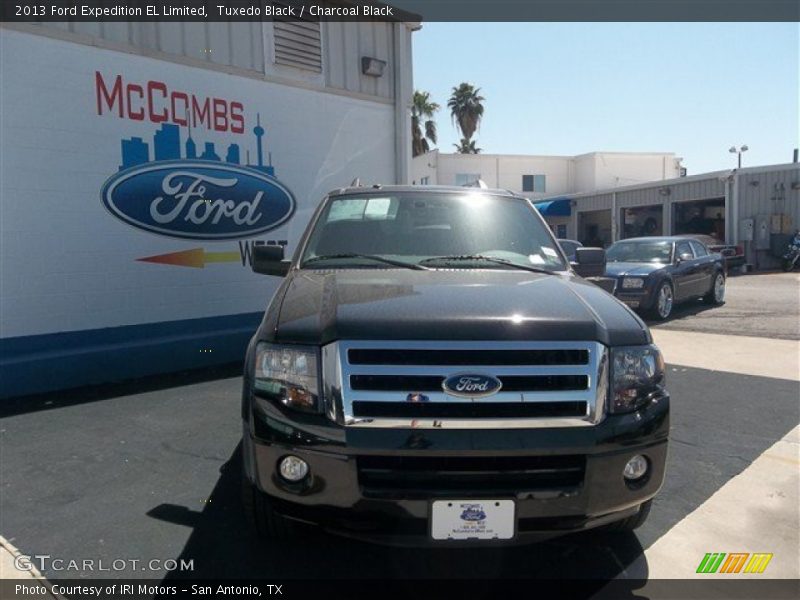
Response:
[672, 197, 726, 240]
[578, 209, 612, 248]
[620, 205, 664, 239]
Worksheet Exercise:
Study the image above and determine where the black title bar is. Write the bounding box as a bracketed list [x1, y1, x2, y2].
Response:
[2, 579, 800, 600]
[1, 0, 798, 22]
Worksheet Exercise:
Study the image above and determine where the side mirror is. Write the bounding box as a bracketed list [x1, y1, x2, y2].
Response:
[252, 245, 291, 277]
[574, 247, 607, 278]
[676, 252, 693, 264]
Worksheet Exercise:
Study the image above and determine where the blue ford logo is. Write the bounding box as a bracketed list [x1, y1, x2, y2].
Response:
[460, 504, 487, 522]
[442, 373, 502, 398]
[101, 161, 295, 240]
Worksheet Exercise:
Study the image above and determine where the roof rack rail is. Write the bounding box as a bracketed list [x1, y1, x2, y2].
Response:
[462, 178, 489, 189]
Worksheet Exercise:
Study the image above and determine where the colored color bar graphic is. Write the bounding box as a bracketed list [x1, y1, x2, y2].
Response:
[720, 553, 749, 573]
[697, 552, 773, 575]
[744, 553, 773, 574]
[137, 248, 241, 268]
[697, 553, 726, 573]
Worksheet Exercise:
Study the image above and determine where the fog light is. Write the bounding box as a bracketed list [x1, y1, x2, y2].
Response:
[623, 455, 648, 481]
[278, 455, 309, 482]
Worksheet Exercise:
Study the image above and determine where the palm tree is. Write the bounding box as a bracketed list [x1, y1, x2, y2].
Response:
[448, 83, 485, 152]
[411, 90, 439, 157]
[453, 138, 481, 154]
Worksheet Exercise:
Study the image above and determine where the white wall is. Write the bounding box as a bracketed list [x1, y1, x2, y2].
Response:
[416, 151, 681, 196]
[410, 149, 439, 185]
[0, 28, 399, 339]
[588, 152, 682, 190]
[573, 154, 597, 194]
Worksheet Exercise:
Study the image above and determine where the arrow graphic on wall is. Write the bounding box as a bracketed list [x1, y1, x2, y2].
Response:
[136, 248, 241, 268]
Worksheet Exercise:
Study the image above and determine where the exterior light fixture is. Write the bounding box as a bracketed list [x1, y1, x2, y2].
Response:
[361, 56, 387, 77]
[729, 145, 749, 168]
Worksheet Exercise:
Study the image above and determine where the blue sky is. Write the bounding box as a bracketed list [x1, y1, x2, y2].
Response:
[412, 23, 799, 174]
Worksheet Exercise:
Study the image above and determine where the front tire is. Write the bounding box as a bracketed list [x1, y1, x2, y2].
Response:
[650, 281, 674, 320]
[704, 272, 726, 305]
[242, 467, 293, 542]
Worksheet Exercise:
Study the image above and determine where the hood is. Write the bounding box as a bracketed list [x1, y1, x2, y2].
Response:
[605, 261, 667, 278]
[265, 269, 650, 347]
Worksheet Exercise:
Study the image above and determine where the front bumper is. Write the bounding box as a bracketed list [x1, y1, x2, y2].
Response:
[614, 284, 656, 311]
[243, 391, 669, 545]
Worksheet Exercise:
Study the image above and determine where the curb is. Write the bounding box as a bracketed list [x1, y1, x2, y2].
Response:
[0, 535, 62, 599]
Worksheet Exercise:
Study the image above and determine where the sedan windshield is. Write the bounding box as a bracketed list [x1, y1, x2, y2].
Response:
[606, 240, 673, 263]
[300, 192, 567, 271]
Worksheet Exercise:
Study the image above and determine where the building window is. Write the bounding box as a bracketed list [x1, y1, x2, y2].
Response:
[420, 176, 430, 185]
[522, 175, 534, 192]
[273, 17, 322, 72]
[455, 173, 481, 186]
[522, 174, 546, 193]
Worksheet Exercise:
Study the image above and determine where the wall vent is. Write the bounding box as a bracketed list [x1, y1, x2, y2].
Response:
[273, 17, 322, 72]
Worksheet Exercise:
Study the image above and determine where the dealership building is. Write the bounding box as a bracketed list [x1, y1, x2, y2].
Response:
[411, 149, 684, 197]
[0, 18, 418, 397]
[537, 162, 800, 270]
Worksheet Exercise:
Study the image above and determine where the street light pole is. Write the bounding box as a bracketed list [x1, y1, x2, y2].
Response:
[729, 144, 749, 168]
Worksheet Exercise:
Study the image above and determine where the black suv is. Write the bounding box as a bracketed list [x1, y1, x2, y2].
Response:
[241, 185, 669, 545]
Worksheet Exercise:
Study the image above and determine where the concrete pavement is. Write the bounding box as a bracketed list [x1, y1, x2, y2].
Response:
[619, 426, 800, 579]
[652, 329, 800, 381]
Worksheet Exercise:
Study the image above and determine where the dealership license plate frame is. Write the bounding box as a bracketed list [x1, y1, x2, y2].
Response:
[430, 499, 515, 541]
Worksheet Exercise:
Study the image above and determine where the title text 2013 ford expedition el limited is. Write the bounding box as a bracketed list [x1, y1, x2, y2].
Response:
[241, 185, 669, 545]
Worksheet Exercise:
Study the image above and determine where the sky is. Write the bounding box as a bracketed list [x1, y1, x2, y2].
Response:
[412, 23, 799, 174]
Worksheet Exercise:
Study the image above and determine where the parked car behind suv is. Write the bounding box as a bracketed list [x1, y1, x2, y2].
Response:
[605, 236, 727, 320]
[557, 239, 583, 262]
[681, 234, 745, 270]
[241, 186, 669, 545]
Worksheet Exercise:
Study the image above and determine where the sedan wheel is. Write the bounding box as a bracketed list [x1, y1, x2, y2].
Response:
[653, 282, 674, 320]
[704, 273, 726, 305]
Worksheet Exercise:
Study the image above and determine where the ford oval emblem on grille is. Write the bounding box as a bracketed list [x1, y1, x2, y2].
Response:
[442, 373, 502, 398]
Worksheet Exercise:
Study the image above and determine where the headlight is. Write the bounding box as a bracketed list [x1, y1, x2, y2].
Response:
[622, 277, 645, 289]
[610, 345, 665, 413]
[254, 343, 320, 413]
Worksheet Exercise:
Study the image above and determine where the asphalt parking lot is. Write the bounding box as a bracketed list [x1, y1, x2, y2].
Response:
[1, 272, 798, 588]
[648, 271, 800, 340]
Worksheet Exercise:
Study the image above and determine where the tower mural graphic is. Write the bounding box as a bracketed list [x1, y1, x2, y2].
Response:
[119, 114, 275, 176]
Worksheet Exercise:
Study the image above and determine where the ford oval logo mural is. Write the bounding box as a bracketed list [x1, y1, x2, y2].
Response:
[101, 161, 295, 240]
[442, 373, 503, 398]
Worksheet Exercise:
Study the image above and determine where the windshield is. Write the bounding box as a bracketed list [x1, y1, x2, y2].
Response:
[300, 192, 567, 271]
[606, 240, 673, 263]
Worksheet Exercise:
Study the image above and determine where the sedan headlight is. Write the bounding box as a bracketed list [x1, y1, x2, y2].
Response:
[610, 345, 665, 413]
[622, 277, 645, 289]
[254, 343, 320, 413]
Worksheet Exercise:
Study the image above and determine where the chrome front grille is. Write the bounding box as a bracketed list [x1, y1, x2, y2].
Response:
[322, 341, 608, 429]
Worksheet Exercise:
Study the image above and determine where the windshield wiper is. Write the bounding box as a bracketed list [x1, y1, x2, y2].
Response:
[302, 253, 430, 271]
[418, 254, 558, 275]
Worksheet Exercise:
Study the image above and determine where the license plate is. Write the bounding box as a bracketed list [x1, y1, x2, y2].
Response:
[431, 500, 515, 540]
[623, 300, 640, 308]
